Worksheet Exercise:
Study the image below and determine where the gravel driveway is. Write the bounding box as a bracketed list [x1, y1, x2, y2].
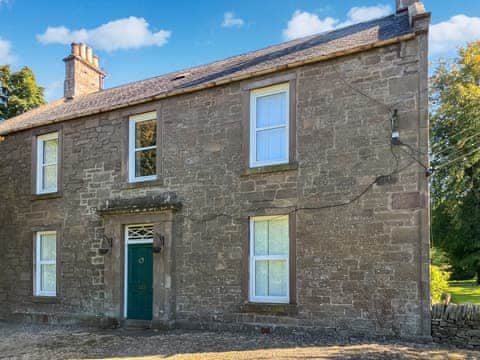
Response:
[0, 322, 479, 359]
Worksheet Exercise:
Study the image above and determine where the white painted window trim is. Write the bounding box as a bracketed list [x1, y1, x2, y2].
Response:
[124, 224, 154, 318]
[128, 111, 157, 183]
[36, 132, 59, 194]
[249, 83, 289, 168]
[34, 231, 57, 297]
[249, 215, 289, 304]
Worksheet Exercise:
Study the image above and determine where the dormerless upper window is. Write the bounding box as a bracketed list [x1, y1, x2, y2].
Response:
[250, 216, 289, 303]
[250, 83, 289, 168]
[36, 132, 58, 194]
[128, 112, 157, 182]
[35, 231, 57, 297]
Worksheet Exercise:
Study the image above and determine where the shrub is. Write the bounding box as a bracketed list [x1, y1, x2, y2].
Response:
[431, 265, 450, 303]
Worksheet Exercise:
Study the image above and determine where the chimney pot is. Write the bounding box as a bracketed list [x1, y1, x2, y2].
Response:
[92, 55, 99, 68]
[71, 43, 80, 56]
[79, 43, 86, 60]
[86, 47, 93, 64]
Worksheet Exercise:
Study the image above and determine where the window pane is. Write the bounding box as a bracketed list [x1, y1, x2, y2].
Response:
[255, 260, 288, 298]
[42, 164, 57, 191]
[135, 119, 156, 148]
[256, 127, 287, 163]
[40, 233, 56, 261]
[256, 92, 287, 128]
[268, 218, 289, 255]
[268, 260, 288, 297]
[255, 260, 268, 297]
[135, 149, 156, 177]
[43, 138, 58, 164]
[41, 264, 56, 293]
[254, 221, 268, 256]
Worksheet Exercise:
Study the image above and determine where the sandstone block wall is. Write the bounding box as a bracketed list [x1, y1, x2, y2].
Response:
[0, 35, 429, 337]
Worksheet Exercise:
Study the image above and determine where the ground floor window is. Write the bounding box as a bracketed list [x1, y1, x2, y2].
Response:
[35, 231, 57, 296]
[249, 215, 289, 303]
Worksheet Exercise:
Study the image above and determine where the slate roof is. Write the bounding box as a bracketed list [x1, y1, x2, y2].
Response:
[0, 12, 414, 136]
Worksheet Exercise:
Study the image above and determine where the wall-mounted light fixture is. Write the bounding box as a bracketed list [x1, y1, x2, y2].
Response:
[153, 233, 165, 253]
[99, 235, 113, 255]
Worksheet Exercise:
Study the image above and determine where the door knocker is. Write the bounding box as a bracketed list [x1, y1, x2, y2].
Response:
[138, 257, 145, 264]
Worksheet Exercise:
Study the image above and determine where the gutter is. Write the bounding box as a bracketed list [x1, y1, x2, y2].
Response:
[0, 32, 416, 137]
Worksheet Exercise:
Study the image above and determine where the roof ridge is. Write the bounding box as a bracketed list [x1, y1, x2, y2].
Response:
[0, 11, 415, 136]
[48, 12, 400, 103]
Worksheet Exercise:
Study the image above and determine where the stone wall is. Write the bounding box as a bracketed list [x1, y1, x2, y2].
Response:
[432, 304, 480, 349]
[0, 34, 430, 337]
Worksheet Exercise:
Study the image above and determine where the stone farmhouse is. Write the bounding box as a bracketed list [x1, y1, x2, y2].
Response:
[0, 0, 430, 338]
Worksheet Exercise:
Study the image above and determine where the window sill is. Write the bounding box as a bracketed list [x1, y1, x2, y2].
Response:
[31, 192, 62, 201]
[31, 296, 60, 304]
[241, 162, 298, 177]
[240, 303, 297, 316]
[120, 178, 164, 190]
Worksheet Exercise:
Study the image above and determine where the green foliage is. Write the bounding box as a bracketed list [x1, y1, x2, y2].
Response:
[431, 265, 450, 303]
[0, 65, 45, 119]
[430, 247, 450, 268]
[430, 41, 480, 283]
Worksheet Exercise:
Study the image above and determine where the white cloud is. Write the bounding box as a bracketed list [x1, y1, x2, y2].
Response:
[345, 5, 391, 25]
[283, 4, 392, 40]
[221, 12, 244, 28]
[0, 37, 15, 64]
[430, 15, 480, 55]
[37, 16, 171, 51]
[283, 11, 337, 40]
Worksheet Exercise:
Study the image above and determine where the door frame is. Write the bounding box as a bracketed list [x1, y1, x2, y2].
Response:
[124, 224, 154, 318]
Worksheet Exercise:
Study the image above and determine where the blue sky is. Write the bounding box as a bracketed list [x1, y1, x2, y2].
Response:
[0, 0, 479, 101]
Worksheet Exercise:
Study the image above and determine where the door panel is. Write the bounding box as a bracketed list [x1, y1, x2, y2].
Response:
[127, 244, 153, 320]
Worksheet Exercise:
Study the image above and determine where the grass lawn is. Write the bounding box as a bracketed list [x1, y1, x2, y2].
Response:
[448, 279, 480, 304]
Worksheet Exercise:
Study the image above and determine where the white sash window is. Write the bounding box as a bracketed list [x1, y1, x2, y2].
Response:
[128, 112, 157, 182]
[250, 216, 289, 303]
[35, 231, 57, 297]
[36, 132, 58, 194]
[250, 84, 289, 167]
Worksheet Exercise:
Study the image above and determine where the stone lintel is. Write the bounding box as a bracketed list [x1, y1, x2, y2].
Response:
[97, 193, 182, 216]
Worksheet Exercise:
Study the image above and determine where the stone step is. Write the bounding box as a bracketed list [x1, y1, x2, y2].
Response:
[123, 319, 152, 330]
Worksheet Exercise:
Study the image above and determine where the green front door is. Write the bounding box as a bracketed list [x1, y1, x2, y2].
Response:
[127, 244, 153, 320]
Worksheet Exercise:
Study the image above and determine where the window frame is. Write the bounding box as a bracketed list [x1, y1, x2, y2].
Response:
[249, 215, 290, 304]
[36, 132, 59, 194]
[128, 111, 158, 183]
[34, 230, 57, 297]
[249, 83, 290, 168]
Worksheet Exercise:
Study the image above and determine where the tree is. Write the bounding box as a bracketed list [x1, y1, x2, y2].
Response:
[430, 41, 480, 283]
[431, 265, 450, 303]
[0, 65, 45, 119]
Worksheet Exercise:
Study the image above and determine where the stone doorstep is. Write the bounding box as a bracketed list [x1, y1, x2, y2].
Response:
[123, 319, 152, 330]
[121, 319, 175, 331]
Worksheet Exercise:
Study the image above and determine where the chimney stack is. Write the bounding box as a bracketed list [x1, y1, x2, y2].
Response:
[395, 0, 418, 12]
[63, 43, 106, 99]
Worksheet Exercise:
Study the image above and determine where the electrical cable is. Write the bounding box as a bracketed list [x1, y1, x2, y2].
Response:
[434, 147, 480, 171]
[151, 66, 429, 224]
